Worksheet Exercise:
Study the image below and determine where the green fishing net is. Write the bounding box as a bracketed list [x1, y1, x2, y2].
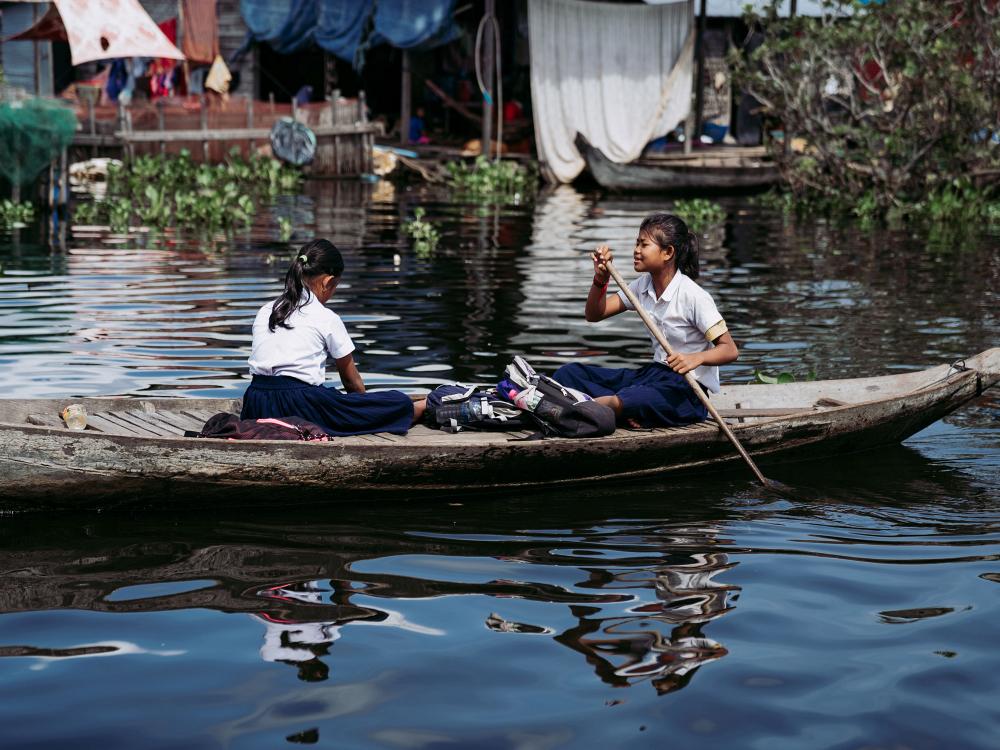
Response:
[0, 97, 77, 185]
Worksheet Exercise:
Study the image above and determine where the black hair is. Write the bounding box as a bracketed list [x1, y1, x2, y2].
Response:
[269, 239, 345, 331]
[638, 213, 700, 280]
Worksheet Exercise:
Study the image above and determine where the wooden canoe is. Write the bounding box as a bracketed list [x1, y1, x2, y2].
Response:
[0, 349, 996, 508]
[576, 134, 779, 192]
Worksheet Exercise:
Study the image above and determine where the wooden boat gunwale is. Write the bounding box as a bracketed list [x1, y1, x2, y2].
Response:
[0, 348, 996, 504]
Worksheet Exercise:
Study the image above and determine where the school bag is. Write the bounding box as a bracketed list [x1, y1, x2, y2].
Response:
[424, 384, 534, 433]
[499, 356, 617, 439]
[191, 413, 331, 441]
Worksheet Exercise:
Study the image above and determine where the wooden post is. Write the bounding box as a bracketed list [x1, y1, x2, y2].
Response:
[157, 100, 166, 155]
[481, 0, 495, 153]
[683, 0, 695, 155]
[785, 0, 797, 157]
[323, 51, 336, 100]
[32, 3, 40, 94]
[400, 50, 411, 145]
[693, 0, 707, 143]
[47, 162, 55, 211]
[59, 148, 68, 210]
[200, 94, 208, 161]
[247, 96, 255, 152]
[87, 96, 97, 157]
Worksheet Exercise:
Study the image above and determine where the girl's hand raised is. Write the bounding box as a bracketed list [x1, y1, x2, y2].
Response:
[592, 245, 613, 283]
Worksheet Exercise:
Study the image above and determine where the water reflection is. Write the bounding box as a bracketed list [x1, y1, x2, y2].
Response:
[0, 442, 998, 746]
[0, 492, 742, 702]
[555, 529, 736, 695]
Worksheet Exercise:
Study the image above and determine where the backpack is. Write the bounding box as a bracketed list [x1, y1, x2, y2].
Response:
[499, 356, 617, 439]
[193, 413, 331, 441]
[424, 384, 534, 433]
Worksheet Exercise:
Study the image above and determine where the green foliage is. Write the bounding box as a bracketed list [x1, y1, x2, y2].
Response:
[446, 156, 538, 203]
[73, 149, 300, 234]
[672, 199, 726, 232]
[732, 1, 1000, 220]
[402, 207, 440, 256]
[0, 199, 35, 228]
[753, 369, 817, 385]
[277, 216, 294, 242]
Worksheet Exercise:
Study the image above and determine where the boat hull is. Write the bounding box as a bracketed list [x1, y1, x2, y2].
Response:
[0, 351, 995, 508]
[577, 134, 779, 191]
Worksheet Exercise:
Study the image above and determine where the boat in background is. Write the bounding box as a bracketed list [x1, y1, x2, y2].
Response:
[0, 349, 995, 508]
[577, 134, 779, 192]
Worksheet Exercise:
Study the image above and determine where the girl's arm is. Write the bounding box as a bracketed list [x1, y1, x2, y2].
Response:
[585, 244, 626, 322]
[666, 332, 739, 375]
[334, 354, 366, 393]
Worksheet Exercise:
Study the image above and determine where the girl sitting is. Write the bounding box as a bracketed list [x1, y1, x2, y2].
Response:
[554, 213, 738, 428]
[242, 239, 425, 435]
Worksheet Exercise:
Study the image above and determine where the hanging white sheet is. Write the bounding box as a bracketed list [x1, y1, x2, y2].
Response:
[528, 0, 693, 183]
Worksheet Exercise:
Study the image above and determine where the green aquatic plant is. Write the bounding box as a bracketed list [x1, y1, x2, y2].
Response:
[753, 369, 817, 385]
[73, 149, 300, 234]
[0, 199, 35, 228]
[402, 207, 440, 256]
[446, 156, 538, 204]
[672, 199, 726, 233]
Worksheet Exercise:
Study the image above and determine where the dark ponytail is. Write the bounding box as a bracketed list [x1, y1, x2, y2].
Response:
[269, 239, 345, 331]
[638, 213, 700, 280]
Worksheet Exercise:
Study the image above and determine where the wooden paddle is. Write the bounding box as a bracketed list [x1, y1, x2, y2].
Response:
[606, 261, 780, 491]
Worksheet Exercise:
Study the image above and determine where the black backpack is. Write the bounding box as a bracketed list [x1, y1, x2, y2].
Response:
[424, 385, 534, 433]
[499, 357, 617, 439]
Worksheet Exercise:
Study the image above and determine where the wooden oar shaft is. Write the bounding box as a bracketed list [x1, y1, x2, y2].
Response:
[606, 262, 769, 486]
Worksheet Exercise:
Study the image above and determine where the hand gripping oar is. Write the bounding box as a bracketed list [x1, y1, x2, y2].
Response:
[606, 261, 781, 492]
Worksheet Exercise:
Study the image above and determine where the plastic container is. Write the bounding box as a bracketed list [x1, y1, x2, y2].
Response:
[61, 404, 88, 430]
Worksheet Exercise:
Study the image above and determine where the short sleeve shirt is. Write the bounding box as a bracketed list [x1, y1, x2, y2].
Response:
[617, 271, 728, 392]
[248, 292, 355, 385]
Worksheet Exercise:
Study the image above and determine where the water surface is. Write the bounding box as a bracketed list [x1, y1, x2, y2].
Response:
[0, 182, 997, 748]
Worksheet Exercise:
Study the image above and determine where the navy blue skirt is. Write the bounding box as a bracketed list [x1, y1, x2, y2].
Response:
[552, 361, 708, 427]
[241, 375, 415, 436]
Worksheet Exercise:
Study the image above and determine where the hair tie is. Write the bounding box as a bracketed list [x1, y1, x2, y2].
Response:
[298, 255, 308, 264]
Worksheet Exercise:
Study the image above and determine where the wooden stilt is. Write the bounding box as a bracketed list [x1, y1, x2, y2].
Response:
[400, 50, 411, 146]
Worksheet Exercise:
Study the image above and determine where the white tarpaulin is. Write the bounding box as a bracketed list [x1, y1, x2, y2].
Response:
[528, 0, 693, 183]
[5, 0, 184, 66]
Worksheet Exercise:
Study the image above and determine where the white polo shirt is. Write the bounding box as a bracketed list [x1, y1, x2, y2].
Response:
[248, 292, 355, 385]
[617, 271, 728, 392]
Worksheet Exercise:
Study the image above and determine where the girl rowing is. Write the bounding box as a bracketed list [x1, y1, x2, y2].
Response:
[554, 213, 738, 428]
[242, 239, 425, 435]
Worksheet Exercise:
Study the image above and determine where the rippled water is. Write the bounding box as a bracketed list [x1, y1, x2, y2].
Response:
[0, 182, 998, 748]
